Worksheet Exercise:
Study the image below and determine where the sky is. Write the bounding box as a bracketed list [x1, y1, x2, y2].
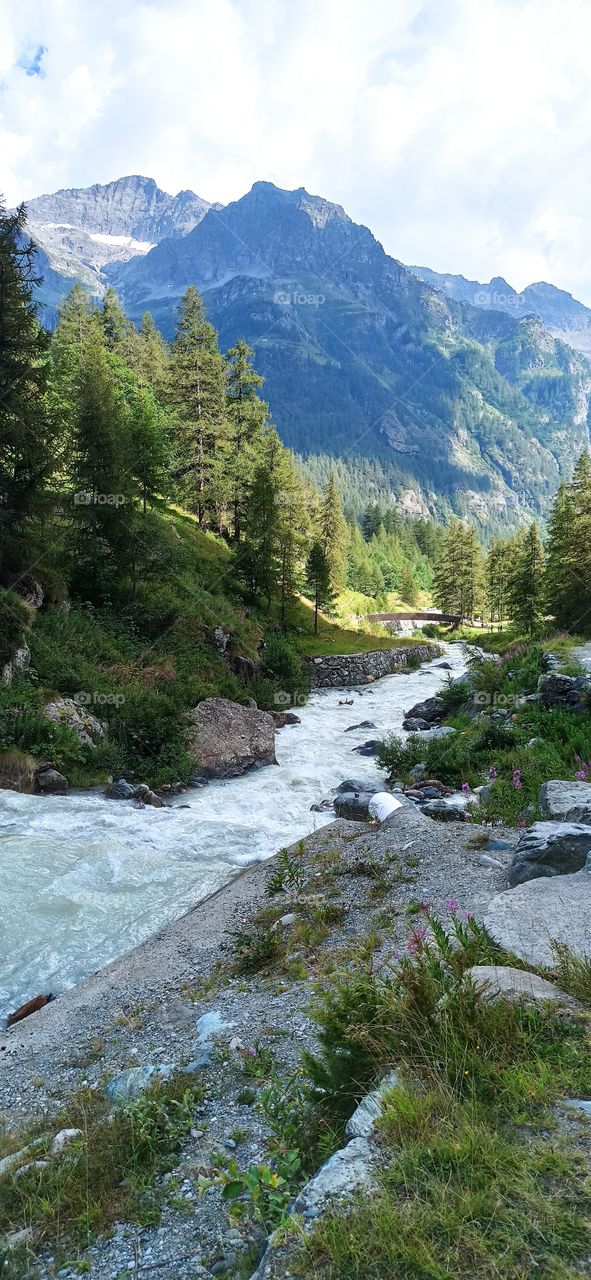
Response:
[2, 0, 591, 301]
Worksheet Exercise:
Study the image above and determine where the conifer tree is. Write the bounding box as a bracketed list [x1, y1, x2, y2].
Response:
[507, 522, 545, 635]
[168, 287, 226, 529]
[0, 200, 53, 579]
[70, 330, 135, 600]
[225, 338, 268, 541]
[101, 288, 128, 351]
[545, 454, 591, 631]
[306, 540, 333, 633]
[485, 538, 511, 625]
[320, 471, 348, 591]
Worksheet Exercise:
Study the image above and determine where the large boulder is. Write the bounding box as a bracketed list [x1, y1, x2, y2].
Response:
[506, 821, 591, 886]
[403, 695, 445, 727]
[43, 697, 105, 748]
[1, 643, 31, 688]
[485, 866, 591, 967]
[540, 780, 591, 824]
[34, 762, 68, 795]
[334, 791, 373, 820]
[187, 697, 277, 780]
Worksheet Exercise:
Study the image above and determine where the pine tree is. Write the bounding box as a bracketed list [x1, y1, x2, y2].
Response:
[306, 540, 333, 633]
[433, 519, 484, 617]
[485, 538, 511, 625]
[168, 287, 226, 529]
[124, 311, 169, 391]
[70, 330, 135, 601]
[398, 563, 418, 606]
[320, 472, 348, 591]
[0, 200, 54, 579]
[507, 522, 545, 635]
[101, 288, 128, 351]
[545, 454, 591, 632]
[225, 338, 268, 541]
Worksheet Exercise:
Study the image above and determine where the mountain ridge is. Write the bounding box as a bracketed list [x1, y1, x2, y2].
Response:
[20, 176, 591, 533]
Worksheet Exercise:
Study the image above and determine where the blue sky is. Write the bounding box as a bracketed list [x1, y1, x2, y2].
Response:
[2, 0, 591, 301]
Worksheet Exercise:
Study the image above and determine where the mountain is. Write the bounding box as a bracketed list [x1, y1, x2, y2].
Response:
[23, 175, 216, 319]
[22, 177, 591, 532]
[411, 266, 591, 355]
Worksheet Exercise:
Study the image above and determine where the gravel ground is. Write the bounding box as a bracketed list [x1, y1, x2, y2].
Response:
[0, 806, 519, 1279]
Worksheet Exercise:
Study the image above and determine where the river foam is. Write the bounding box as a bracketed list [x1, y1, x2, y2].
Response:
[0, 645, 466, 1016]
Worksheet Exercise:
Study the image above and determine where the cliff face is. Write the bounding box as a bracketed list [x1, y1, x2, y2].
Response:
[24, 175, 214, 300]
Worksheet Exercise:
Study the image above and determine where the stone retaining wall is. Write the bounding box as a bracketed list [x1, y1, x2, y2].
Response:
[305, 643, 441, 688]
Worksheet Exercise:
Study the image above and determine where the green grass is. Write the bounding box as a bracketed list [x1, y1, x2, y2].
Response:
[0, 1074, 201, 1271]
[293, 916, 591, 1279]
[306, 1085, 591, 1279]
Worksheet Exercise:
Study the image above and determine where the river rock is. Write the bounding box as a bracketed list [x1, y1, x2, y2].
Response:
[465, 965, 580, 1014]
[506, 822, 591, 886]
[403, 695, 445, 726]
[351, 740, 380, 756]
[271, 711, 301, 728]
[187, 698, 277, 780]
[134, 783, 164, 808]
[539, 780, 591, 824]
[51, 1127, 82, 1154]
[485, 866, 591, 967]
[344, 721, 377, 732]
[106, 1063, 174, 1102]
[105, 777, 136, 800]
[34, 762, 68, 795]
[402, 717, 431, 732]
[43, 697, 105, 748]
[421, 792, 476, 821]
[334, 791, 373, 820]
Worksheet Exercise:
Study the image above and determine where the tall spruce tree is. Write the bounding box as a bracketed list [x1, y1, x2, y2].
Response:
[306, 540, 333, 633]
[0, 201, 54, 580]
[486, 538, 511, 625]
[320, 471, 348, 591]
[507, 522, 545, 635]
[433, 519, 484, 617]
[101, 288, 129, 351]
[70, 330, 135, 600]
[168, 287, 226, 529]
[225, 338, 268, 541]
[545, 453, 591, 631]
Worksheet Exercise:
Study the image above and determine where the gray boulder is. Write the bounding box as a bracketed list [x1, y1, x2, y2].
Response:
[507, 821, 591, 886]
[43, 697, 105, 748]
[344, 721, 377, 732]
[105, 777, 136, 800]
[187, 698, 277, 780]
[537, 672, 591, 710]
[402, 717, 431, 732]
[34, 763, 68, 795]
[334, 792, 373, 821]
[485, 866, 591, 967]
[351, 740, 380, 756]
[465, 965, 580, 1015]
[540, 780, 591, 824]
[403, 695, 445, 725]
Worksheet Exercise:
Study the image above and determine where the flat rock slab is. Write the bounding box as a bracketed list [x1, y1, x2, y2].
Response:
[507, 821, 591, 886]
[484, 868, 591, 967]
[540, 780, 591, 824]
[465, 965, 580, 1014]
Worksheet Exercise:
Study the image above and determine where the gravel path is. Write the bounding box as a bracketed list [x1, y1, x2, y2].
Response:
[0, 804, 519, 1279]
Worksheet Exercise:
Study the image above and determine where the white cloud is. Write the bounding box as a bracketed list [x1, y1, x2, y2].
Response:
[2, 0, 591, 299]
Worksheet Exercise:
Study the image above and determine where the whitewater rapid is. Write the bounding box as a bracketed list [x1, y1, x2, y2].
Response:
[0, 645, 466, 1017]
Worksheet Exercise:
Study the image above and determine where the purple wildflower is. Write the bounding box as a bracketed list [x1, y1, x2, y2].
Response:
[446, 898, 459, 915]
[512, 768, 523, 790]
[461, 781, 470, 794]
[488, 765, 497, 780]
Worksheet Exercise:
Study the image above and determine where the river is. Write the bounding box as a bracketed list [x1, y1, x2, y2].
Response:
[0, 645, 466, 1019]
